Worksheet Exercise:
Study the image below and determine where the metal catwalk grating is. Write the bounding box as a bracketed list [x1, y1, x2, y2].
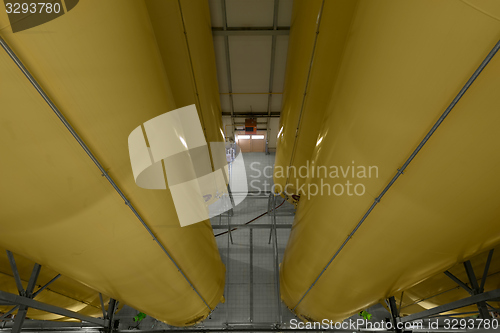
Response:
[204, 152, 295, 329]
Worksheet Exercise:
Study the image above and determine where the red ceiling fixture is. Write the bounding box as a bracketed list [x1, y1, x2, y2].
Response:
[245, 118, 257, 134]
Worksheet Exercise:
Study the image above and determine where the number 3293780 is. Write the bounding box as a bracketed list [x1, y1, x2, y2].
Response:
[5, 2, 61, 14]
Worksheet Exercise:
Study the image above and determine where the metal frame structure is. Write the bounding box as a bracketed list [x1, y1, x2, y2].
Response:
[399, 289, 500, 323]
[0, 251, 119, 332]
[387, 249, 499, 325]
[387, 296, 402, 333]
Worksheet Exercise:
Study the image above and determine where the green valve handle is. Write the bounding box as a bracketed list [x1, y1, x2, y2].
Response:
[133, 312, 147, 322]
[359, 310, 372, 320]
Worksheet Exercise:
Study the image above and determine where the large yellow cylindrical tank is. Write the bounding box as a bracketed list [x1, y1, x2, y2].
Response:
[0, 0, 224, 326]
[145, 0, 225, 144]
[274, 0, 358, 199]
[278, 0, 500, 323]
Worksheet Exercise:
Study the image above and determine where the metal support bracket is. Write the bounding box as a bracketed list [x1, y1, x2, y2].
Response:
[6, 251, 25, 297]
[387, 296, 402, 333]
[0, 290, 108, 327]
[463, 260, 491, 318]
[106, 298, 118, 332]
[401, 288, 500, 323]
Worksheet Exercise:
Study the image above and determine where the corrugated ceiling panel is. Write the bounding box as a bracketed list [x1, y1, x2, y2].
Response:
[226, 0, 274, 27]
[229, 36, 272, 92]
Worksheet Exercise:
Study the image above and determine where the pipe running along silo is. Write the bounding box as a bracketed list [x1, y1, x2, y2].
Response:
[276, 0, 500, 323]
[0, 0, 225, 326]
[0, 248, 121, 321]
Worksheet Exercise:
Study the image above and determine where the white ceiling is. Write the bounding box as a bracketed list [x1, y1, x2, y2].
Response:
[209, 0, 293, 130]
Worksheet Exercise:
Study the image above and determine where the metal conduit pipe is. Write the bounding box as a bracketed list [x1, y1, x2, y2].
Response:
[292, 37, 500, 311]
[0, 35, 212, 313]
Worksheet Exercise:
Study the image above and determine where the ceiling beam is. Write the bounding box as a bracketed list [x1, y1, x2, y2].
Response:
[222, 113, 280, 118]
[212, 28, 290, 36]
[234, 122, 268, 125]
[212, 224, 292, 229]
[220, 92, 283, 95]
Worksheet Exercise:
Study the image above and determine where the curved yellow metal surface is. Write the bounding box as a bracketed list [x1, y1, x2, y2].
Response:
[145, 0, 224, 144]
[0, 0, 224, 326]
[274, 0, 358, 199]
[399, 246, 500, 317]
[278, 0, 500, 323]
[272, 0, 322, 197]
[145, 0, 226, 173]
[0, 249, 119, 321]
